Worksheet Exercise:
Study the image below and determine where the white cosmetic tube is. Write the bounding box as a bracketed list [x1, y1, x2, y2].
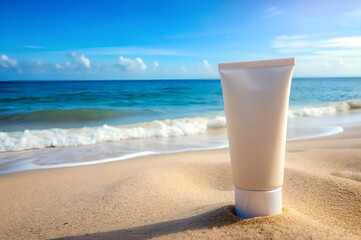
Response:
[218, 58, 295, 219]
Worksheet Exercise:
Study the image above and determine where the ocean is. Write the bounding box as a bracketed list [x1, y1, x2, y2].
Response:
[1, 78, 361, 174]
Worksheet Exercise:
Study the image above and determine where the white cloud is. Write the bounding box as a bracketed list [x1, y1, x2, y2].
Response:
[70, 52, 91, 69]
[271, 35, 361, 54]
[135, 57, 147, 71]
[32, 59, 47, 74]
[24, 45, 43, 49]
[80, 55, 90, 69]
[181, 66, 187, 72]
[338, 59, 353, 69]
[119, 56, 136, 71]
[55, 52, 90, 71]
[153, 60, 159, 69]
[271, 35, 312, 50]
[203, 59, 213, 73]
[271, 34, 361, 76]
[32, 58, 43, 67]
[1, 54, 19, 68]
[265, 7, 281, 18]
[55, 63, 63, 69]
[118, 56, 147, 72]
[55, 61, 71, 69]
[0, 54, 22, 73]
[322, 37, 361, 48]
[293, 55, 361, 77]
[315, 49, 361, 57]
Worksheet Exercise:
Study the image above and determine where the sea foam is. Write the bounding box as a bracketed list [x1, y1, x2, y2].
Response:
[1, 99, 360, 152]
[0, 114, 227, 152]
[288, 99, 361, 118]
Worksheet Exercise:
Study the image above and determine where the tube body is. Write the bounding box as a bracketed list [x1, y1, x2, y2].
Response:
[218, 58, 295, 218]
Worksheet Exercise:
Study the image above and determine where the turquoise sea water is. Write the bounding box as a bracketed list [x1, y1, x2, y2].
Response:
[1, 78, 361, 131]
[0, 80, 224, 131]
[0, 78, 361, 174]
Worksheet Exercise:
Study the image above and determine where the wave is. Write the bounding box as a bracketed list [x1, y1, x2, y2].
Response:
[289, 99, 361, 118]
[0, 114, 227, 152]
[1, 99, 360, 152]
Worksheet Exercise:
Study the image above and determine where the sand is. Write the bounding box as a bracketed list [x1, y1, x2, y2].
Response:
[0, 126, 360, 239]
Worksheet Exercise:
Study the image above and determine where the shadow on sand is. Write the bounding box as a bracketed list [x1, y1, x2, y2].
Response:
[55, 205, 241, 240]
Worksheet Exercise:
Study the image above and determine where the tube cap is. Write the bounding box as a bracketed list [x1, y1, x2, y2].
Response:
[234, 187, 282, 219]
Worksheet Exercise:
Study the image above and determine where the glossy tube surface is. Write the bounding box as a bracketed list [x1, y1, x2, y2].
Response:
[219, 58, 295, 218]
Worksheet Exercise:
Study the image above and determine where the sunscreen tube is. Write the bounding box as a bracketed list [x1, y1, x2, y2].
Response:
[218, 58, 295, 219]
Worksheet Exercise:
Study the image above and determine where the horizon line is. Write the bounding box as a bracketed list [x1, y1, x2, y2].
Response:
[1, 76, 361, 82]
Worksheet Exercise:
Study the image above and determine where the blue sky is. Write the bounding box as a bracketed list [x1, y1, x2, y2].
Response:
[1, 0, 361, 80]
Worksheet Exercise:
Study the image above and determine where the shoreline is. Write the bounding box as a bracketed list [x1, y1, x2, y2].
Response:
[1, 103, 361, 152]
[0, 128, 343, 176]
[0, 125, 360, 239]
[2, 117, 361, 176]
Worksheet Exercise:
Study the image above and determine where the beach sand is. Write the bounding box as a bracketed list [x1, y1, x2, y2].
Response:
[0, 126, 360, 239]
